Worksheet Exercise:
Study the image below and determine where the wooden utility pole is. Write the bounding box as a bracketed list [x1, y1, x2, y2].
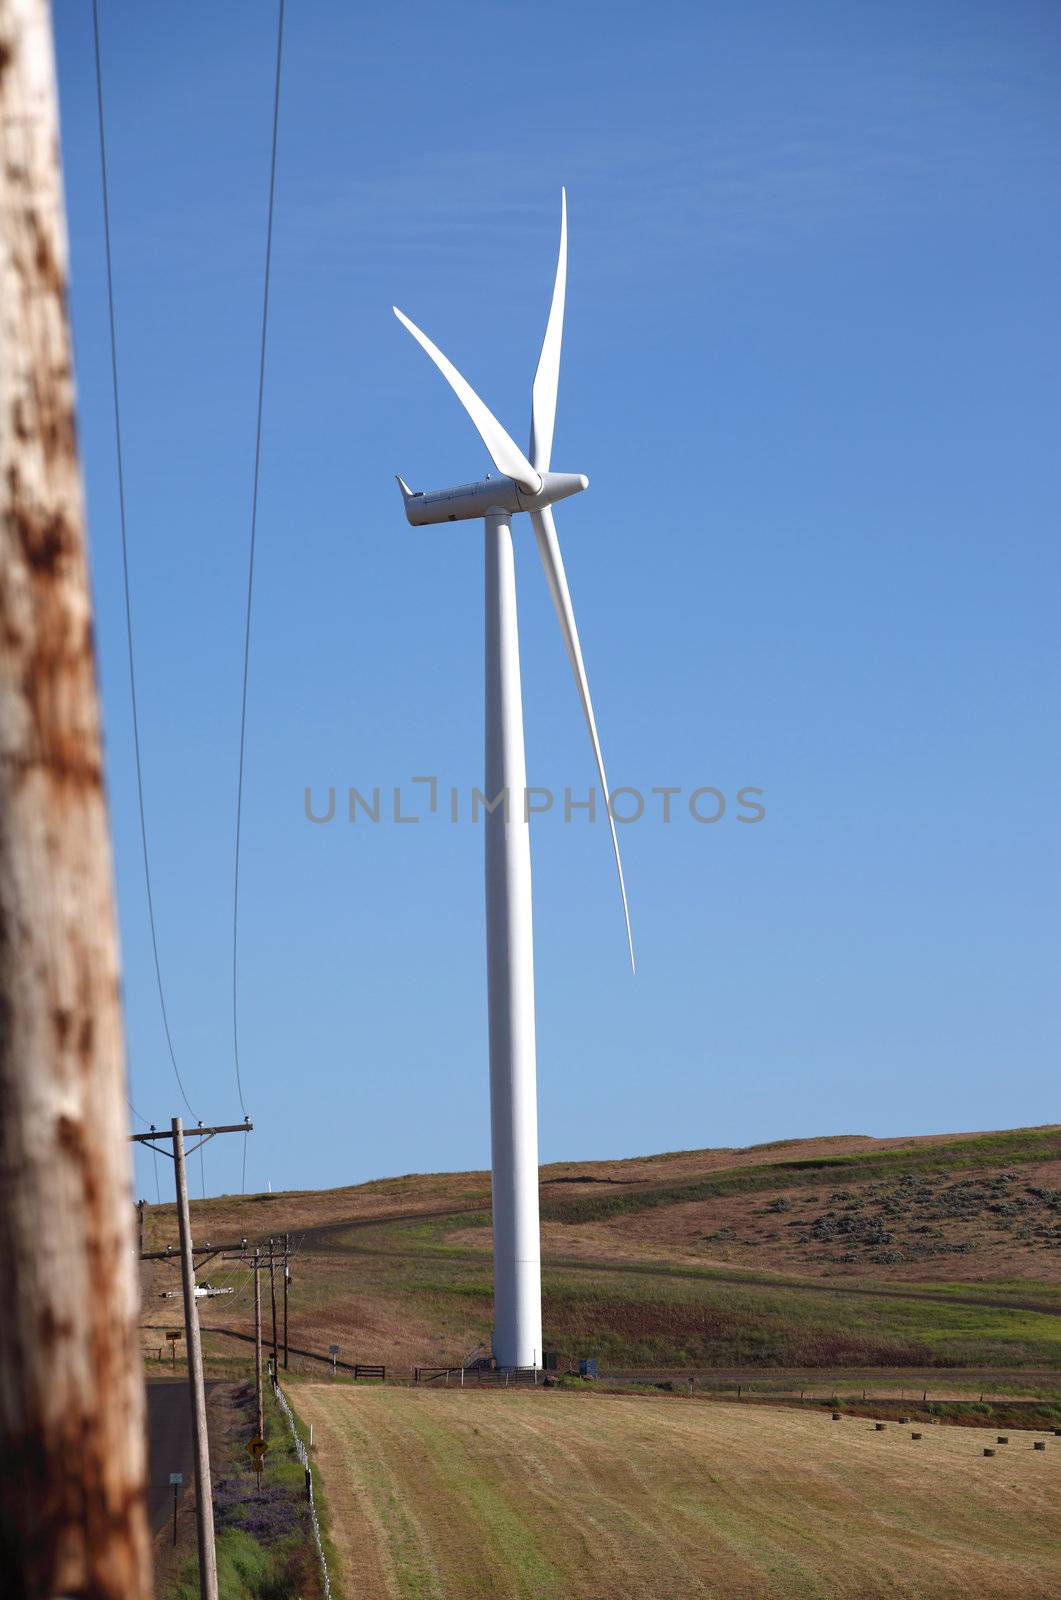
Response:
[172, 1118, 218, 1600]
[253, 1249, 264, 1439]
[132, 1121, 251, 1600]
[268, 1235, 279, 1372]
[0, 3, 150, 1595]
[283, 1232, 290, 1370]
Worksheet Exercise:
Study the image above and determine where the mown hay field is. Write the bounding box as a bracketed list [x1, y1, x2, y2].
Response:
[293, 1384, 1060, 1600]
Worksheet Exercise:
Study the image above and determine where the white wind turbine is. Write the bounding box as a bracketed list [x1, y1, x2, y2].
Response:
[393, 190, 633, 1370]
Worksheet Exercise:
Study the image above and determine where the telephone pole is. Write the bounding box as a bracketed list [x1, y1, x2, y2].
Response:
[219, 1243, 285, 1432]
[173, 1119, 217, 1600]
[283, 1233, 290, 1370]
[132, 1120, 251, 1600]
[253, 1250, 264, 1439]
[268, 1237, 279, 1373]
[0, 3, 150, 1594]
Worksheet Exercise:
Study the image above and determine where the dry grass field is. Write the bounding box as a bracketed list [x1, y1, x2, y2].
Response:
[139, 1125, 1061, 1380]
[293, 1384, 1060, 1600]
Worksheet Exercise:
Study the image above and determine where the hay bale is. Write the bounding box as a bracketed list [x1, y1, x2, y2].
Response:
[875, 1423, 885, 1432]
[1034, 1441, 1046, 1451]
[996, 1435, 1008, 1444]
[983, 1448, 995, 1457]
[831, 1412, 841, 1421]
[911, 1432, 922, 1440]
[899, 1415, 909, 1424]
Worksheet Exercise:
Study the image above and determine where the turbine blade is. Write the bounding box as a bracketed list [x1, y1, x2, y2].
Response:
[530, 504, 635, 972]
[392, 306, 542, 494]
[529, 188, 567, 474]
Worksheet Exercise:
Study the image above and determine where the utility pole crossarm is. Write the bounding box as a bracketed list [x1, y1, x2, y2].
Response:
[140, 1240, 251, 1262]
[131, 1120, 253, 1158]
[131, 1123, 254, 1140]
[220, 1252, 286, 1264]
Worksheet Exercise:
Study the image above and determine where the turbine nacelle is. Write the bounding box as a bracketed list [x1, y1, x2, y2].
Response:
[395, 470, 589, 527]
[393, 187, 634, 972]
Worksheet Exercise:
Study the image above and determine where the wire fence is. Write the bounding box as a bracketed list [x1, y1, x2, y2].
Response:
[272, 1372, 332, 1600]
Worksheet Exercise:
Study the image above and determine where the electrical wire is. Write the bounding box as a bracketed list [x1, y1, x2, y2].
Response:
[128, 1095, 149, 1202]
[92, 0, 196, 1120]
[232, 0, 285, 1164]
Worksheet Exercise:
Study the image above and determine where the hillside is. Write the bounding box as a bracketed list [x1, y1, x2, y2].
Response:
[139, 1125, 1061, 1378]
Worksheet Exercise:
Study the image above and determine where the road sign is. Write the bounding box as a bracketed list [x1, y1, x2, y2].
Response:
[328, 1344, 339, 1355]
[169, 1469, 184, 1545]
[165, 1330, 182, 1341]
[246, 1435, 267, 1462]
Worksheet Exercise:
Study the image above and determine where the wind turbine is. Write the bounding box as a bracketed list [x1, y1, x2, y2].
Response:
[393, 190, 633, 1370]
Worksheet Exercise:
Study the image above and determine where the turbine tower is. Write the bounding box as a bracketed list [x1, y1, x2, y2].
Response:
[393, 191, 633, 1369]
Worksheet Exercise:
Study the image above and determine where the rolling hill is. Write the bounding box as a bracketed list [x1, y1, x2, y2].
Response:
[139, 1124, 1061, 1380]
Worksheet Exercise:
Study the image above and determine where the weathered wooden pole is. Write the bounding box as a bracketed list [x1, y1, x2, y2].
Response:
[268, 1235, 278, 1372]
[253, 1249, 264, 1438]
[173, 1119, 218, 1600]
[282, 1232, 289, 1370]
[0, 2, 151, 1596]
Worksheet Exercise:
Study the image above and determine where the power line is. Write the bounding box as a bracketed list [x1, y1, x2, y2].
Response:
[92, 0, 196, 1121]
[232, 0, 284, 1152]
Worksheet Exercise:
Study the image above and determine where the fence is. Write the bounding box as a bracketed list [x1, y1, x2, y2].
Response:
[272, 1374, 332, 1600]
[413, 1365, 543, 1387]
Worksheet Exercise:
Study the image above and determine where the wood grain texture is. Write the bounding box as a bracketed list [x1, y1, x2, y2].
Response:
[0, 2, 150, 1594]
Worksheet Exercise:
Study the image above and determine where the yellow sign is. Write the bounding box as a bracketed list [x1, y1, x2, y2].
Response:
[246, 1435, 267, 1461]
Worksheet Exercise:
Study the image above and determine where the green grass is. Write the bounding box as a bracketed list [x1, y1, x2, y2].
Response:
[398, 1405, 566, 1599]
[170, 1529, 279, 1600]
[539, 1127, 1061, 1224]
[271, 1196, 1061, 1373]
[164, 1382, 329, 1600]
[348, 1237, 1061, 1370]
[531, 1270, 1061, 1368]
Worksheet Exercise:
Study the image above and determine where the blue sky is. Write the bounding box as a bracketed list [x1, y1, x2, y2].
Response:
[54, 1, 1059, 1200]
